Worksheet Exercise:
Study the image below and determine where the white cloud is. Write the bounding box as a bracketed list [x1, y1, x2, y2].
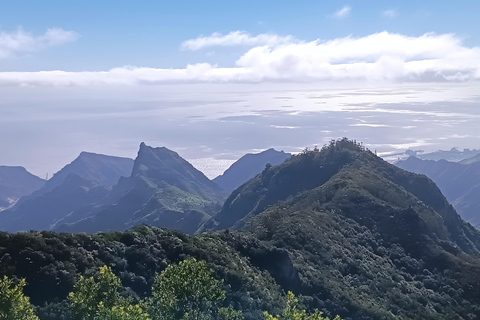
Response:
[235, 32, 480, 82]
[181, 31, 295, 50]
[0, 32, 479, 85]
[0, 27, 79, 58]
[332, 6, 351, 19]
[382, 9, 397, 18]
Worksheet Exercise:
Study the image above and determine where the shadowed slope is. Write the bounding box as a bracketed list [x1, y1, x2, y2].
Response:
[57, 143, 226, 233]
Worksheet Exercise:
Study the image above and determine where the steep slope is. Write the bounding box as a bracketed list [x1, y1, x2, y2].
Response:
[4, 140, 480, 320]
[211, 138, 480, 319]
[0, 166, 44, 211]
[213, 149, 291, 193]
[396, 156, 480, 227]
[0, 153, 134, 232]
[57, 143, 226, 233]
[21, 152, 134, 202]
[0, 174, 109, 231]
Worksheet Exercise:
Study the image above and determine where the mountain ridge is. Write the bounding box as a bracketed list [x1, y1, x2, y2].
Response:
[396, 155, 480, 228]
[3, 139, 480, 320]
[213, 148, 291, 193]
[0, 166, 45, 211]
[55, 143, 226, 233]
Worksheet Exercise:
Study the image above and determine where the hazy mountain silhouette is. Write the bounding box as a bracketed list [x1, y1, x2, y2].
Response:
[0, 153, 133, 232]
[0, 166, 44, 211]
[213, 148, 291, 193]
[0, 174, 109, 231]
[397, 155, 480, 228]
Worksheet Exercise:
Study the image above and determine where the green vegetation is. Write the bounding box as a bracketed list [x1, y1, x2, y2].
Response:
[2, 139, 480, 319]
[1, 260, 333, 320]
[69, 265, 130, 320]
[264, 292, 341, 320]
[0, 276, 39, 320]
[150, 258, 227, 320]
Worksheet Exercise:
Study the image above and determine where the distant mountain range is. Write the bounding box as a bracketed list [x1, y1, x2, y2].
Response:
[396, 155, 480, 227]
[0, 166, 45, 211]
[0, 153, 134, 231]
[0, 145, 291, 234]
[405, 147, 480, 162]
[4, 139, 480, 320]
[213, 148, 291, 193]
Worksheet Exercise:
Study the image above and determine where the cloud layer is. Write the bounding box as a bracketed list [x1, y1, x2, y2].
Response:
[1, 31, 479, 85]
[0, 27, 79, 59]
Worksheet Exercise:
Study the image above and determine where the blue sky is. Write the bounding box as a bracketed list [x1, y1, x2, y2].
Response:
[1, 0, 479, 71]
[1, 1, 480, 178]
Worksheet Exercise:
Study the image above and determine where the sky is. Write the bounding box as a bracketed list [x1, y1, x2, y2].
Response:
[1, 0, 480, 178]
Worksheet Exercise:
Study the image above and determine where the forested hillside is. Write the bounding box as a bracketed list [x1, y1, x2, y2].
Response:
[2, 139, 480, 320]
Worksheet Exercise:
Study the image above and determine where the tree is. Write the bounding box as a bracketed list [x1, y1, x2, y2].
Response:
[69, 265, 126, 320]
[0, 276, 39, 320]
[95, 303, 150, 320]
[263, 292, 342, 320]
[150, 258, 240, 320]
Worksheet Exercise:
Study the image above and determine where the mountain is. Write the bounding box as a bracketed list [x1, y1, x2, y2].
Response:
[213, 148, 291, 193]
[0, 174, 110, 231]
[406, 147, 480, 162]
[459, 152, 480, 165]
[20, 152, 134, 202]
[4, 139, 480, 320]
[209, 138, 480, 319]
[56, 143, 226, 233]
[0, 153, 134, 232]
[0, 166, 45, 211]
[396, 155, 480, 227]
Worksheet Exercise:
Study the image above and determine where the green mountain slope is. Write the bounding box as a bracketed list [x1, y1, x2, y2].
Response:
[56, 143, 226, 233]
[211, 138, 480, 319]
[3, 139, 480, 320]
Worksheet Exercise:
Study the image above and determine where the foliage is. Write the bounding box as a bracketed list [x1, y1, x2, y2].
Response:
[69, 266, 126, 320]
[95, 303, 150, 320]
[150, 258, 231, 320]
[264, 292, 341, 320]
[0, 276, 39, 320]
[217, 307, 244, 320]
[3, 139, 480, 319]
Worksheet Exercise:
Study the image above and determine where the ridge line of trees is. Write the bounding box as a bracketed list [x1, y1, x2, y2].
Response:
[1, 258, 342, 320]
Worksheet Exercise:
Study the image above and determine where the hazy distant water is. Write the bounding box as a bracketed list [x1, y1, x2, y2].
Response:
[1, 82, 479, 178]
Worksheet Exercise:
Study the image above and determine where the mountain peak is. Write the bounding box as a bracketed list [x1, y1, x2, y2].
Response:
[214, 138, 477, 256]
[59, 143, 225, 233]
[213, 148, 291, 193]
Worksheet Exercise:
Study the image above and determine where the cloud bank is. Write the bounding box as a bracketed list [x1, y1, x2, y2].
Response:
[1, 31, 479, 86]
[0, 27, 79, 58]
